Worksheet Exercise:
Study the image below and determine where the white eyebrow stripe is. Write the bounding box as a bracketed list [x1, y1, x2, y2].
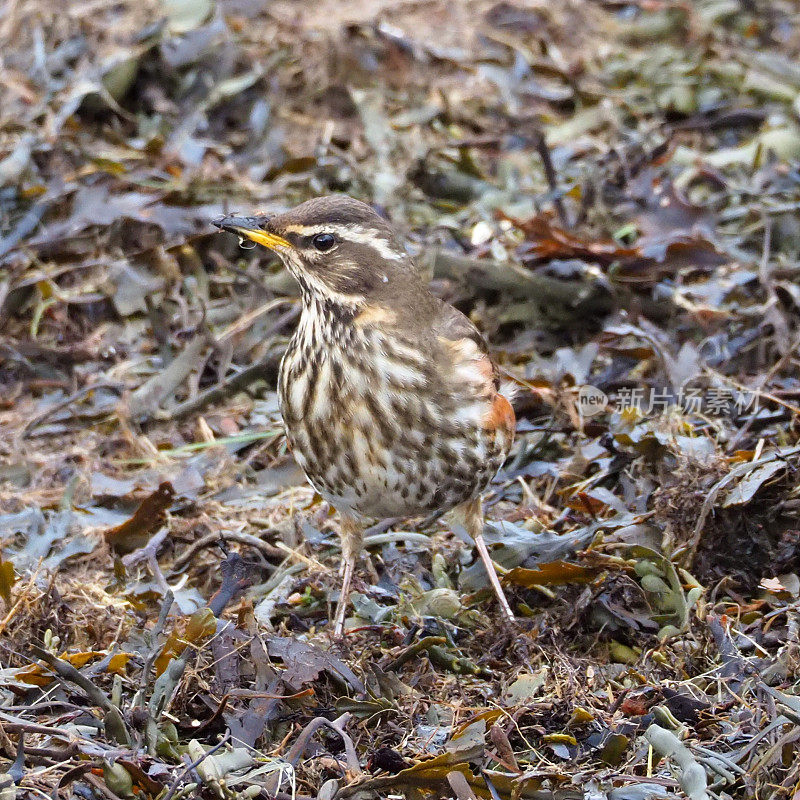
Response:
[283, 223, 368, 236]
[281, 222, 406, 261]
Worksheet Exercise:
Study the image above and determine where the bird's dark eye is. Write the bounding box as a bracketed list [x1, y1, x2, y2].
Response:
[312, 233, 336, 252]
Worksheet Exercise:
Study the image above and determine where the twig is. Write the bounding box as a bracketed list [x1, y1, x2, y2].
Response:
[706, 614, 746, 692]
[164, 346, 284, 420]
[24, 741, 83, 764]
[172, 531, 283, 571]
[208, 552, 253, 616]
[122, 526, 170, 570]
[532, 126, 570, 228]
[273, 541, 333, 574]
[217, 297, 296, 343]
[431, 248, 674, 320]
[136, 589, 174, 705]
[28, 646, 131, 745]
[20, 381, 123, 438]
[129, 333, 210, 420]
[0, 710, 106, 748]
[479, 769, 504, 800]
[84, 772, 125, 800]
[431, 251, 604, 307]
[0, 199, 50, 260]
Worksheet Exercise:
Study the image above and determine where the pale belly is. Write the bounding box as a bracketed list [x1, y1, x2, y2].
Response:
[284, 413, 506, 519]
[278, 336, 508, 520]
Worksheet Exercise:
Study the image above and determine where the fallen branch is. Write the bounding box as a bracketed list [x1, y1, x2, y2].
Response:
[164, 346, 283, 420]
[128, 332, 211, 420]
[431, 251, 603, 306]
[429, 250, 671, 321]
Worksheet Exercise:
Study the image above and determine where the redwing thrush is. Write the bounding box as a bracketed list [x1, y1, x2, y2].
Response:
[215, 196, 516, 635]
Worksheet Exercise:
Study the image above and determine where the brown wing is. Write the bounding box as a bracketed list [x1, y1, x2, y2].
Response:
[431, 300, 490, 358]
[431, 300, 516, 440]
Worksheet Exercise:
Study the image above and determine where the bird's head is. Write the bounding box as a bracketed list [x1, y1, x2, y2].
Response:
[214, 196, 419, 307]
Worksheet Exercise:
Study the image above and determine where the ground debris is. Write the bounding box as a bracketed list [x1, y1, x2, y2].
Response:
[1, 0, 800, 798]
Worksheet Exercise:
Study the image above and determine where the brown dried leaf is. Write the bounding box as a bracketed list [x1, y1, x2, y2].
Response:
[104, 481, 175, 554]
[634, 179, 715, 243]
[15, 652, 131, 687]
[348, 751, 547, 799]
[508, 213, 639, 266]
[503, 561, 597, 587]
[0, 555, 15, 606]
[154, 607, 217, 677]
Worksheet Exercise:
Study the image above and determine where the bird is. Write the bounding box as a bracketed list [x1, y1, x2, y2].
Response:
[214, 196, 516, 636]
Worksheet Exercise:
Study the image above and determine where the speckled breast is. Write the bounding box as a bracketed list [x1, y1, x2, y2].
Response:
[278, 304, 510, 520]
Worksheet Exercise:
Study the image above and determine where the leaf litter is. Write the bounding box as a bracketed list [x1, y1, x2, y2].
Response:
[1, 0, 800, 798]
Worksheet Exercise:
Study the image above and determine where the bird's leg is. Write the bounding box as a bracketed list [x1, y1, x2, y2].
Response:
[462, 498, 515, 623]
[333, 514, 363, 637]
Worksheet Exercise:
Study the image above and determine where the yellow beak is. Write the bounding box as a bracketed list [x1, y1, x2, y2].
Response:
[213, 215, 292, 250]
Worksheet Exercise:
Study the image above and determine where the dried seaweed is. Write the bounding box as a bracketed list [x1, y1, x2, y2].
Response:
[1, 0, 800, 798]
